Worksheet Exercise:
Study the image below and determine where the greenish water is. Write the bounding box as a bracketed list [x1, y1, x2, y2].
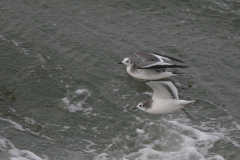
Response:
[0, 0, 240, 159]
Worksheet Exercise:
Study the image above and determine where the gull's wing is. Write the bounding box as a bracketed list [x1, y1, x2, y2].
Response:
[136, 61, 188, 69]
[146, 81, 179, 100]
[143, 92, 153, 97]
[134, 52, 164, 62]
[148, 51, 185, 63]
[134, 51, 185, 63]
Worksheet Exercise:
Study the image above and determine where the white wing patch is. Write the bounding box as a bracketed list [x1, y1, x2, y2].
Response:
[143, 61, 172, 68]
[134, 52, 164, 62]
[151, 53, 172, 62]
[146, 81, 179, 100]
[134, 51, 185, 63]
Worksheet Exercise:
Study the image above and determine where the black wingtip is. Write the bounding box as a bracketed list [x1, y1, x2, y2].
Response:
[172, 72, 183, 74]
[142, 51, 186, 63]
[194, 99, 200, 104]
[178, 65, 189, 68]
[181, 108, 193, 120]
[138, 65, 188, 69]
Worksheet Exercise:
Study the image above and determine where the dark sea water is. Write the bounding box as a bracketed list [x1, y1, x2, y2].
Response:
[0, 0, 240, 159]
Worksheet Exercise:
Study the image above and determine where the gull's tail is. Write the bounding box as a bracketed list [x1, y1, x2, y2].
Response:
[178, 100, 199, 120]
[180, 99, 199, 106]
[179, 100, 199, 119]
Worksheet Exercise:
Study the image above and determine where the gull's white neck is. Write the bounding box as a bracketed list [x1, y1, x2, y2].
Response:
[145, 99, 182, 114]
[126, 64, 136, 74]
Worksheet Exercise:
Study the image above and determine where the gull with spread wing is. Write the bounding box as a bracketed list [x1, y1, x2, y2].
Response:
[119, 51, 187, 80]
[133, 81, 198, 119]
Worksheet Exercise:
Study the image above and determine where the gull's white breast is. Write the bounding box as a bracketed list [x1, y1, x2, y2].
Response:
[127, 67, 175, 80]
[145, 99, 183, 114]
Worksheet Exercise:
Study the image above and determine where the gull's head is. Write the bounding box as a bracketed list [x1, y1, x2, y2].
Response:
[119, 57, 134, 66]
[133, 102, 145, 111]
[133, 100, 153, 111]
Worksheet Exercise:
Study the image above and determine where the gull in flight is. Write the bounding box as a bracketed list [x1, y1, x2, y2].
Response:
[119, 51, 187, 80]
[133, 81, 198, 119]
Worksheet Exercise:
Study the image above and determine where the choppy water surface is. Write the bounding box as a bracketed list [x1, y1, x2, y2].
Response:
[0, 0, 240, 159]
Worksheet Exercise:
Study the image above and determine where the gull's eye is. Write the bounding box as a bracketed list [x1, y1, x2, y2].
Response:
[139, 104, 142, 107]
[126, 61, 129, 63]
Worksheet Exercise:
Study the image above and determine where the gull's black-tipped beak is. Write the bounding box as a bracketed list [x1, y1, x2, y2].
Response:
[132, 106, 137, 109]
[118, 62, 123, 64]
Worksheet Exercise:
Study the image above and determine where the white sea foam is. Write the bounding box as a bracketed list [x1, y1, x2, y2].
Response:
[9, 107, 16, 112]
[79, 125, 86, 130]
[0, 117, 24, 131]
[0, 34, 7, 41]
[12, 40, 19, 46]
[83, 139, 97, 153]
[95, 118, 227, 160]
[136, 129, 145, 134]
[0, 137, 44, 160]
[65, 85, 71, 89]
[1, 36, 29, 55]
[94, 153, 109, 160]
[10, 39, 30, 55]
[167, 120, 220, 156]
[0, 138, 7, 151]
[125, 145, 205, 160]
[207, 155, 224, 160]
[37, 54, 46, 63]
[9, 148, 43, 160]
[63, 126, 71, 130]
[24, 117, 37, 125]
[21, 48, 29, 55]
[75, 89, 90, 95]
[0, 117, 53, 140]
[62, 88, 92, 113]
